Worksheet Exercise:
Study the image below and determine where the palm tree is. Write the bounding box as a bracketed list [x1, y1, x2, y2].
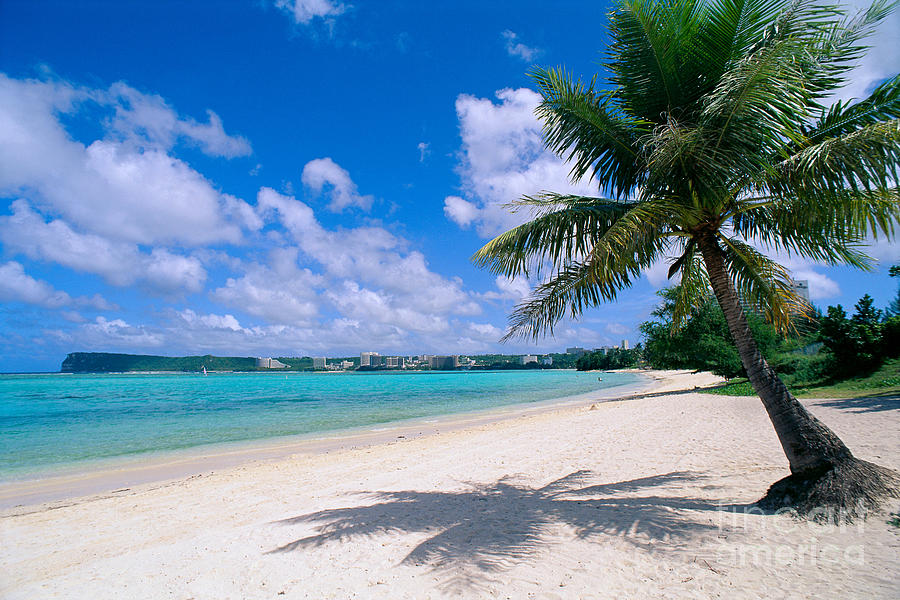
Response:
[474, 0, 900, 520]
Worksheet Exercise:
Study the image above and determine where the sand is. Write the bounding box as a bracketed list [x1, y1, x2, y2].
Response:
[1, 370, 898, 599]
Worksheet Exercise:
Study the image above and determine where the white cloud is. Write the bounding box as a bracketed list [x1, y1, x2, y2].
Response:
[417, 141, 430, 162]
[211, 248, 322, 324]
[481, 275, 531, 301]
[274, 0, 345, 24]
[254, 187, 482, 325]
[501, 30, 539, 62]
[829, 0, 900, 104]
[104, 82, 251, 158]
[0, 74, 255, 247]
[301, 157, 373, 212]
[0, 261, 114, 310]
[73, 316, 166, 349]
[443, 195, 479, 228]
[1, 201, 207, 293]
[178, 309, 243, 331]
[444, 88, 596, 237]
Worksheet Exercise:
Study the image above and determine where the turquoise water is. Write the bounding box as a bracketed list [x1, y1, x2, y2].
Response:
[0, 370, 639, 478]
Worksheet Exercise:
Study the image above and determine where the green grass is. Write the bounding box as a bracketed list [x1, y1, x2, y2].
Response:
[701, 357, 900, 399]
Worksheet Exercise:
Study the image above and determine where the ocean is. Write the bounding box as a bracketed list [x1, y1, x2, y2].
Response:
[0, 369, 641, 480]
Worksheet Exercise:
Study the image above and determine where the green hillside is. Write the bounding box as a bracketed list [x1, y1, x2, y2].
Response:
[61, 352, 281, 373]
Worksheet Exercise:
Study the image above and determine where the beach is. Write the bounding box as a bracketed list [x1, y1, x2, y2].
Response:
[2, 369, 898, 599]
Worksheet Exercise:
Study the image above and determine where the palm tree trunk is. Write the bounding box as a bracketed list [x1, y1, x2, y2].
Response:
[696, 233, 852, 474]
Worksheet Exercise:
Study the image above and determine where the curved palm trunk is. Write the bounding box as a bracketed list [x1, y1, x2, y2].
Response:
[697, 233, 852, 475]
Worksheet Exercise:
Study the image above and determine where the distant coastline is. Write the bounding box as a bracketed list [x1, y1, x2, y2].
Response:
[59, 352, 582, 373]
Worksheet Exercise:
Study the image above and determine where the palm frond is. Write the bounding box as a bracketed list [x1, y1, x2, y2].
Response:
[700, 4, 814, 151]
[608, 0, 694, 120]
[499, 200, 677, 340]
[530, 67, 649, 198]
[797, 0, 895, 99]
[718, 235, 811, 331]
[669, 240, 713, 328]
[732, 187, 899, 266]
[804, 75, 900, 143]
[776, 119, 900, 193]
[471, 194, 633, 279]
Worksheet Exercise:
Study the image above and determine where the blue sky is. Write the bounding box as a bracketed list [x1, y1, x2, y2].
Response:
[1, 0, 898, 372]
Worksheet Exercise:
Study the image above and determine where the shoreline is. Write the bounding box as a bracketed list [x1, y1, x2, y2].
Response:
[0, 369, 685, 511]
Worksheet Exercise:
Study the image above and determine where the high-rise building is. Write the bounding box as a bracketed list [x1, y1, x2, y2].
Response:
[256, 357, 289, 369]
[566, 347, 588, 356]
[360, 352, 380, 367]
[520, 355, 539, 365]
[790, 279, 810, 302]
[621, 339, 629, 350]
[313, 357, 326, 369]
[385, 356, 405, 368]
[429, 355, 459, 370]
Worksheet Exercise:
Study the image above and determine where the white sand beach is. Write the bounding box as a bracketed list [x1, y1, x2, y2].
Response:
[1, 370, 898, 599]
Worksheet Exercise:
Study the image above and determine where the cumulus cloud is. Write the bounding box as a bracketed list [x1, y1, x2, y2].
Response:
[0, 261, 114, 310]
[444, 88, 596, 237]
[104, 82, 251, 158]
[481, 275, 531, 301]
[0, 74, 255, 247]
[274, 0, 345, 24]
[1, 201, 207, 293]
[443, 195, 479, 228]
[301, 157, 373, 212]
[501, 30, 539, 62]
[211, 248, 322, 324]
[178, 309, 243, 331]
[254, 187, 481, 327]
[74, 316, 166, 349]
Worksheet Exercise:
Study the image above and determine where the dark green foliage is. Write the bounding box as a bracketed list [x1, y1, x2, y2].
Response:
[818, 294, 894, 377]
[575, 345, 642, 370]
[640, 287, 783, 378]
[60, 352, 261, 373]
[467, 353, 579, 369]
[767, 352, 831, 386]
[888, 264, 900, 317]
[60, 353, 319, 372]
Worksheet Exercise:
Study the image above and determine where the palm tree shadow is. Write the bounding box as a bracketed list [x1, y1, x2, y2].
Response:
[812, 393, 899, 413]
[267, 470, 734, 592]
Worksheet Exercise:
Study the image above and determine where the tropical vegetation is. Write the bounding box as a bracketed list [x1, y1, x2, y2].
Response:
[474, 0, 900, 519]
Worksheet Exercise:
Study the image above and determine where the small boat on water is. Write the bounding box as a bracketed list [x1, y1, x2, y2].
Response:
[202, 365, 208, 376]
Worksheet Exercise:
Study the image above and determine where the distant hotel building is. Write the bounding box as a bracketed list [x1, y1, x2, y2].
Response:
[520, 355, 539, 365]
[256, 357, 289, 369]
[566, 347, 588, 356]
[790, 279, 810, 302]
[384, 356, 405, 369]
[360, 352, 381, 367]
[429, 355, 459, 370]
[313, 357, 326, 369]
